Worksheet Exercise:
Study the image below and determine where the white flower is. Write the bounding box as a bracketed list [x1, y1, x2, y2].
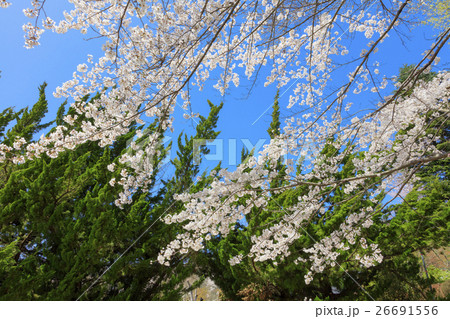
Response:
[42, 17, 54, 29]
[0, 1, 11, 9]
[77, 63, 88, 73]
[13, 137, 26, 150]
[23, 8, 37, 18]
[362, 219, 373, 228]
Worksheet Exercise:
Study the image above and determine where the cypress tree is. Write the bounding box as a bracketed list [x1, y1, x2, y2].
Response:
[198, 84, 448, 300]
[0, 85, 223, 300]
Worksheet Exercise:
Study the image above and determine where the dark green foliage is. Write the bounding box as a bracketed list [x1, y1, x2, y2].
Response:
[0, 108, 15, 140]
[267, 90, 281, 140]
[198, 74, 448, 300]
[0, 67, 447, 301]
[165, 100, 222, 197]
[4, 82, 53, 145]
[0, 86, 223, 300]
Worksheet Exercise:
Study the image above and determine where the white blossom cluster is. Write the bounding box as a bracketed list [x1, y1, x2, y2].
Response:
[0, 144, 13, 163]
[302, 208, 382, 284]
[2, 0, 449, 283]
[159, 71, 449, 281]
[0, 0, 11, 9]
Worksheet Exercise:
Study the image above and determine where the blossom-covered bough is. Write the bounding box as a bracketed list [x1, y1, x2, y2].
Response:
[1, 0, 449, 283]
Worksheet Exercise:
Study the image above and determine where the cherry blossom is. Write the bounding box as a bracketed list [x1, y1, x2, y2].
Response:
[1, 0, 449, 283]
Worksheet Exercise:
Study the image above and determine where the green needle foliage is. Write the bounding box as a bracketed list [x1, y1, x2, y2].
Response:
[0, 68, 447, 300]
[198, 71, 448, 300]
[0, 85, 223, 300]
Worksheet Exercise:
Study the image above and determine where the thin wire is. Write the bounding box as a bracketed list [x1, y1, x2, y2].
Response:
[76, 178, 199, 301]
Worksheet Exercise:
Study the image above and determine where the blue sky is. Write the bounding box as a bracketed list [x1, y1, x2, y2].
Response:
[0, 3, 448, 173]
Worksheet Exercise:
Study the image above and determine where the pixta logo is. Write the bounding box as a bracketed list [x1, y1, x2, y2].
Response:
[192, 138, 318, 166]
[192, 138, 268, 166]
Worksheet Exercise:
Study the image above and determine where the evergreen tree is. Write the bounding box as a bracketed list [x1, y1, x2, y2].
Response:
[199, 81, 449, 300]
[360, 65, 449, 300]
[0, 85, 223, 300]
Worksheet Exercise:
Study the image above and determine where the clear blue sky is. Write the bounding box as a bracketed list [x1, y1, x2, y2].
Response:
[0, 3, 448, 172]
